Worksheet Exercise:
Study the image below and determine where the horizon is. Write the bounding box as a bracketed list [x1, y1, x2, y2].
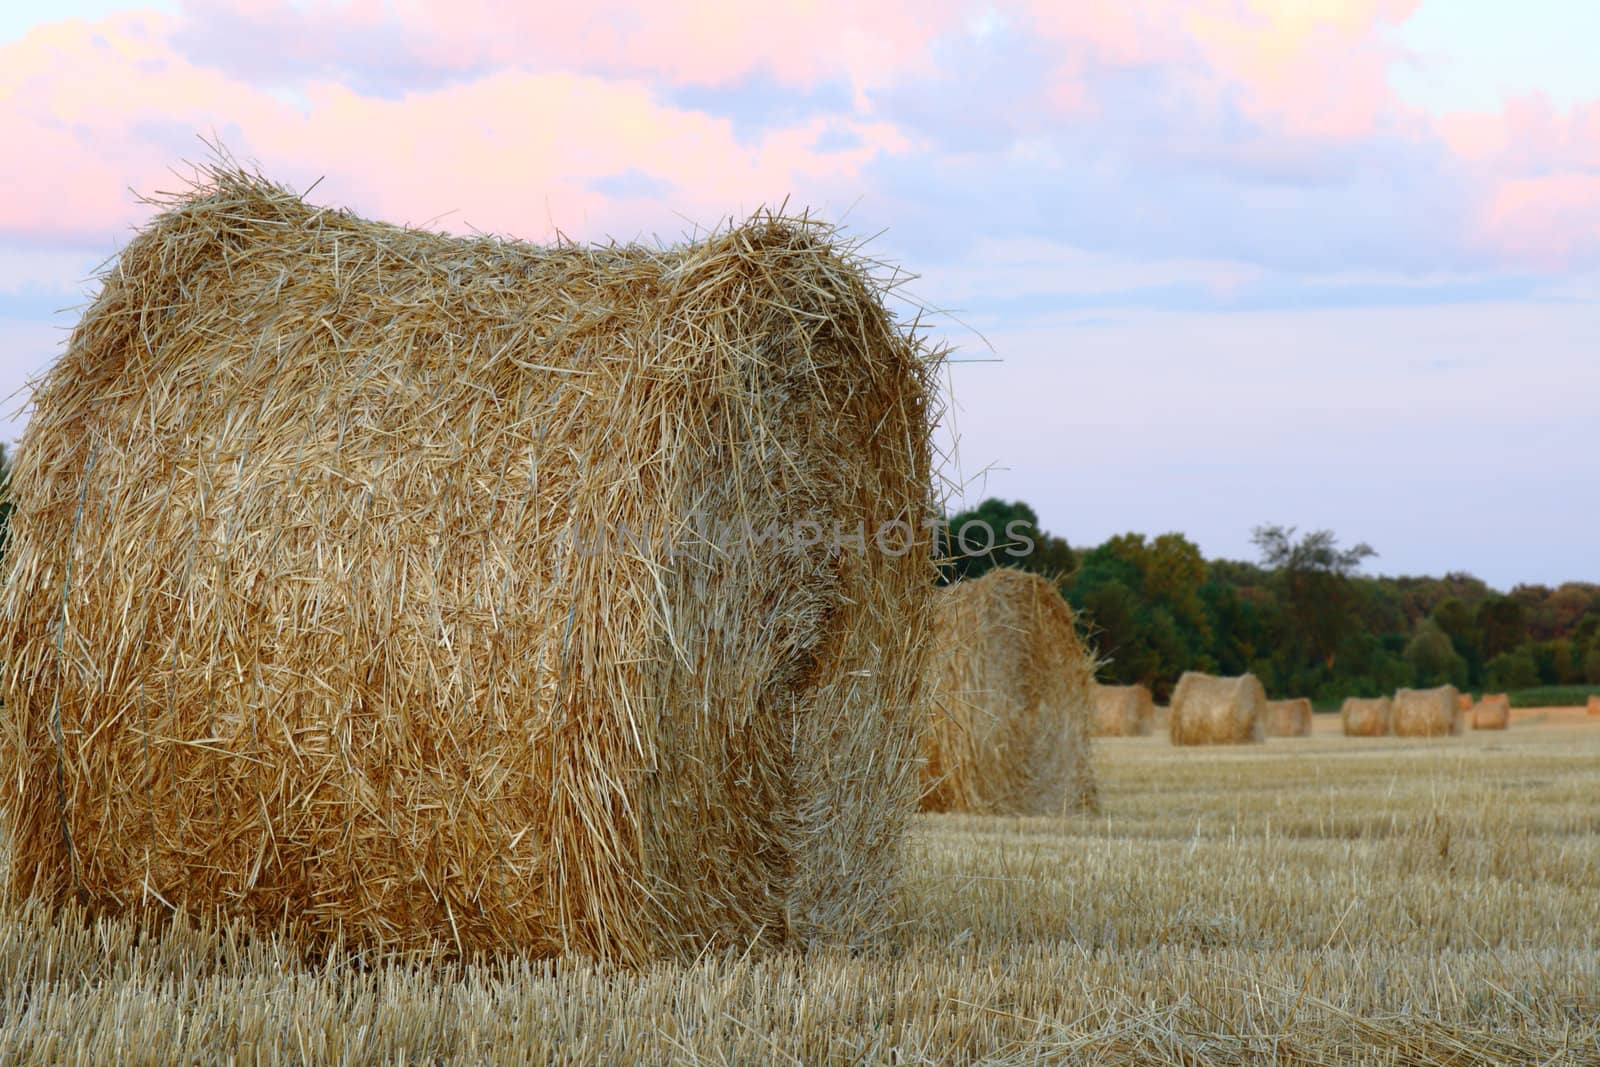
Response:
[3, 1, 1597, 589]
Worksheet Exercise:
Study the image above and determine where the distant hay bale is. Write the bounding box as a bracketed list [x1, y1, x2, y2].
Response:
[1091, 683, 1154, 737]
[1392, 686, 1464, 737]
[1168, 672, 1265, 745]
[922, 569, 1097, 815]
[1589, 695, 1600, 716]
[0, 167, 942, 964]
[1264, 698, 1313, 738]
[1455, 692, 1474, 713]
[1340, 697, 1391, 737]
[1471, 693, 1510, 730]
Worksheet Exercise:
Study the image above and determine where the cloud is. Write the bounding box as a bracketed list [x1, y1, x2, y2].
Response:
[169, 0, 965, 96]
[0, 14, 914, 246]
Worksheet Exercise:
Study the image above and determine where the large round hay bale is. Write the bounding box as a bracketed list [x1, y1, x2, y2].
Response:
[1471, 693, 1510, 730]
[1091, 683, 1154, 737]
[1392, 686, 1463, 737]
[1168, 672, 1265, 745]
[1264, 697, 1313, 738]
[1340, 696, 1391, 736]
[0, 168, 941, 964]
[921, 569, 1097, 815]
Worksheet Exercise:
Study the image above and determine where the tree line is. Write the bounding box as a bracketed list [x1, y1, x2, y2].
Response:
[938, 498, 1600, 704]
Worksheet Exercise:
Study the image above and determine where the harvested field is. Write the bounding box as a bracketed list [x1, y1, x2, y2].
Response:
[4, 714, 1594, 1064]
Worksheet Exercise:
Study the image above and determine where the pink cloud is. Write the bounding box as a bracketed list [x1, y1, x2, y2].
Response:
[174, 0, 966, 93]
[1017, 0, 1420, 141]
[0, 13, 915, 247]
[1480, 174, 1600, 269]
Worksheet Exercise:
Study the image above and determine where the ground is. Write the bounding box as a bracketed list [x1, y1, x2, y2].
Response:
[1, 709, 1596, 1064]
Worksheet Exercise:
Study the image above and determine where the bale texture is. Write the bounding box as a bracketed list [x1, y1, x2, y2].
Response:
[0, 168, 942, 964]
[1471, 694, 1510, 730]
[1392, 686, 1464, 738]
[1168, 672, 1266, 746]
[1340, 697, 1391, 737]
[1091, 683, 1154, 737]
[1264, 698, 1313, 738]
[922, 570, 1097, 815]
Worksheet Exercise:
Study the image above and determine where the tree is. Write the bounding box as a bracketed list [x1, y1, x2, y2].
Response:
[937, 498, 1074, 585]
[1486, 647, 1539, 691]
[1431, 597, 1483, 685]
[1251, 524, 1376, 668]
[1476, 596, 1527, 660]
[1405, 620, 1467, 688]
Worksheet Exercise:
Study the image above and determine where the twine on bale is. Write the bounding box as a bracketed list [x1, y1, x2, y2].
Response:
[0, 163, 944, 965]
[921, 569, 1098, 815]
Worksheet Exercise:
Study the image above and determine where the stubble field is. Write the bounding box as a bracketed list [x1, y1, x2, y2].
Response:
[2, 710, 1596, 1065]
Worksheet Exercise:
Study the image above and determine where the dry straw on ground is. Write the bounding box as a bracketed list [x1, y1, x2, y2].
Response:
[1263, 697, 1313, 738]
[1340, 696, 1391, 737]
[1090, 683, 1154, 737]
[1392, 686, 1464, 738]
[0, 165, 944, 964]
[1472, 693, 1511, 730]
[1168, 672, 1266, 745]
[921, 569, 1097, 815]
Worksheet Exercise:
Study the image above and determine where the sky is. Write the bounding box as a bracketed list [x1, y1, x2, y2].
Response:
[2, 0, 1597, 589]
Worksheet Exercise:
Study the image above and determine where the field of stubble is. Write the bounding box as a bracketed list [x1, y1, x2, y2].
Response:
[2, 710, 1596, 1065]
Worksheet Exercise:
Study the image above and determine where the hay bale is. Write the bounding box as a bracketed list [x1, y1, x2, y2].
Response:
[1340, 697, 1391, 737]
[1392, 686, 1464, 737]
[0, 167, 942, 964]
[1264, 698, 1313, 738]
[922, 570, 1097, 815]
[1588, 695, 1600, 716]
[1168, 672, 1265, 745]
[1471, 693, 1510, 730]
[1091, 683, 1154, 737]
[1455, 692, 1474, 713]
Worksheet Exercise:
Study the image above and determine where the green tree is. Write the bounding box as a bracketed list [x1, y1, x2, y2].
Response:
[1486, 647, 1539, 691]
[937, 498, 1073, 585]
[1477, 596, 1527, 660]
[1251, 524, 1376, 668]
[1431, 597, 1483, 685]
[1405, 620, 1468, 688]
